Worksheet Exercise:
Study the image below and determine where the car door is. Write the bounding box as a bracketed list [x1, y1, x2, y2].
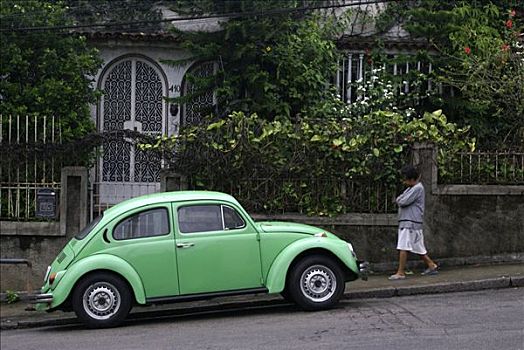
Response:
[103, 204, 179, 298]
[174, 202, 263, 295]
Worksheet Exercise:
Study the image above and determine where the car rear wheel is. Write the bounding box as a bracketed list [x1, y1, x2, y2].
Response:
[72, 272, 132, 328]
[287, 255, 345, 310]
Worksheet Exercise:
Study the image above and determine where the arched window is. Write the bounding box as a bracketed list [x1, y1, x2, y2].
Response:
[180, 61, 216, 127]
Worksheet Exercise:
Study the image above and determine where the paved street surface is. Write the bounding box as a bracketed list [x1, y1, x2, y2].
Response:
[1, 288, 523, 350]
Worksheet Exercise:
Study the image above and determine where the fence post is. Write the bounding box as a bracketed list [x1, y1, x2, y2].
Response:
[412, 142, 438, 242]
[412, 142, 438, 194]
[60, 167, 88, 237]
[160, 170, 188, 192]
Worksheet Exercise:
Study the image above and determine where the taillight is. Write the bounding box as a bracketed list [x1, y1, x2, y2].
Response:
[49, 273, 57, 285]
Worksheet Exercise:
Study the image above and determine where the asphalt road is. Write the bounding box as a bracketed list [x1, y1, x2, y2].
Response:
[1, 288, 523, 350]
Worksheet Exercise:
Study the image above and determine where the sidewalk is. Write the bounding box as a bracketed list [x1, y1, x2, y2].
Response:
[1, 263, 523, 330]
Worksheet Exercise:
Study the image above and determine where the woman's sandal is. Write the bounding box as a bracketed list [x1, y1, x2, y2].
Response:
[388, 274, 406, 280]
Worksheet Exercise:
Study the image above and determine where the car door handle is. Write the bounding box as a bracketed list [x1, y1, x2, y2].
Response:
[176, 242, 195, 248]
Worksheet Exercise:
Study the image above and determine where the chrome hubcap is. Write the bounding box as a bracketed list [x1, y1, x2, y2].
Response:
[300, 264, 337, 302]
[83, 282, 120, 320]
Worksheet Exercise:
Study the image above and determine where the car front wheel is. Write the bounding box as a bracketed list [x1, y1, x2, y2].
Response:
[287, 255, 345, 310]
[72, 272, 132, 328]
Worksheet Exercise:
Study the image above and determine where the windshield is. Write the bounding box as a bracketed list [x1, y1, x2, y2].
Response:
[75, 214, 103, 240]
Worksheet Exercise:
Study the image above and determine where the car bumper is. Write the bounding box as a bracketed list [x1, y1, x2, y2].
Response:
[358, 261, 370, 281]
[30, 293, 53, 304]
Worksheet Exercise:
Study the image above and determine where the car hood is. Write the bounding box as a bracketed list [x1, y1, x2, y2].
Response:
[256, 221, 336, 237]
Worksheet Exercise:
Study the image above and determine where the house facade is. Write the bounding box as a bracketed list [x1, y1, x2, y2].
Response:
[85, 29, 431, 217]
[85, 32, 215, 216]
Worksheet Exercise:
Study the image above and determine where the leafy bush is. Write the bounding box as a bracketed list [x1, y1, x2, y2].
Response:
[145, 109, 471, 215]
[0, 0, 102, 140]
[166, 1, 349, 121]
[399, 2, 524, 149]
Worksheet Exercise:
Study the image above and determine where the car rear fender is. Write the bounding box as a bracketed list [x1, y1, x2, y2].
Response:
[265, 237, 358, 294]
[49, 254, 146, 309]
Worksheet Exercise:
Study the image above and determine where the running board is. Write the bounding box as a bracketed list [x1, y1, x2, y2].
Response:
[146, 287, 269, 304]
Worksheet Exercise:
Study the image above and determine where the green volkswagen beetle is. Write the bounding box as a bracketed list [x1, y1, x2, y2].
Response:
[34, 191, 368, 328]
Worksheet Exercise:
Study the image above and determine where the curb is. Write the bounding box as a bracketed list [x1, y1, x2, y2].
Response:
[343, 276, 519, 299]
[1, 316, 78, 330]
[510, 275, 524, 287]
[2, 277, 522, 330]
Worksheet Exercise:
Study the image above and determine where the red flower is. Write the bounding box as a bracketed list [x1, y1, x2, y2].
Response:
[365, 48, 373, 65]
[501, 43, 510, 52]
[464, 46, 471, 55]
[506, 19, 513, 29]
[510, 9, 516, 17]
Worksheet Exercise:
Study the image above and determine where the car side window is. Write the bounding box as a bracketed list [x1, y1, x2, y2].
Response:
[223, 206, 245, 230]
[178, 205, 222, 233]
[113, 208, 170, 240]
[178, 205, 246, 234]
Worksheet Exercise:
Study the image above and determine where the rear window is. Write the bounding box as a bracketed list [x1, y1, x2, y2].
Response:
[113, 208, 170, 240]
[75, 214, 103, 240]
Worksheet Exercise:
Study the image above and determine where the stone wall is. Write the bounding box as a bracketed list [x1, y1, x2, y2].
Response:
[427, 195, 523, 258]
[0, 167, 88, 292]
[0, 236, 69, 292]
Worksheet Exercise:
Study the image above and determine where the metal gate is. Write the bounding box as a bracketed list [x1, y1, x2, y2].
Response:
[92, 56, 167, 216]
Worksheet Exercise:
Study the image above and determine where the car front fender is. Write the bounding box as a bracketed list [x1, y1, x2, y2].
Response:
[265, 237, 358, 294]
[48, 254, 146, 309]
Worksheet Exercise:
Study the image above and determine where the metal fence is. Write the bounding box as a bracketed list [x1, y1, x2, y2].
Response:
[439, 151, 524, 185]
[188, 177, 402, 214]
[3, 115, 521, 220]
[0, 115, 62, 220]
[336, 53, 436, 104]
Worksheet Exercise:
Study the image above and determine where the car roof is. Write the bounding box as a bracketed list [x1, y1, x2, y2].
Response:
[103, 191, 241, 217]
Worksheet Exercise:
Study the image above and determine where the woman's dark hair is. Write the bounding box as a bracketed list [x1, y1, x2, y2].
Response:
[400, 165, 419, 181]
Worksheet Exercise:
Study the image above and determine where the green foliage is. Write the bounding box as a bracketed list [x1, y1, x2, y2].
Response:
[392, 1, 524, 149]
[5, 290, 20, 304]
[166, 0, 348, 120]
[64, 0, 163, 32]
[147, 108, 471, 215]
[0, 0, 102, 140]
[438, 5, 523, 148]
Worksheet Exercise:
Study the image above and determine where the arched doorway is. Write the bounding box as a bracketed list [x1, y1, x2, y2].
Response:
[96, 55, 167, 209]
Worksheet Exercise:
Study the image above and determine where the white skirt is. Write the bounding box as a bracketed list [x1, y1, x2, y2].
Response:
[397, 228, 427, 255]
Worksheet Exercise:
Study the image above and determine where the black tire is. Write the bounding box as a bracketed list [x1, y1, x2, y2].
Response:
[280, 288, 293, 302]
[72, 272, 132, 328]
[287, 254, 345, 311]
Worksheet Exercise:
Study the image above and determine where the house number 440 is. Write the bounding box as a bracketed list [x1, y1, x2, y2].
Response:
[169, 84, 181, 93]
